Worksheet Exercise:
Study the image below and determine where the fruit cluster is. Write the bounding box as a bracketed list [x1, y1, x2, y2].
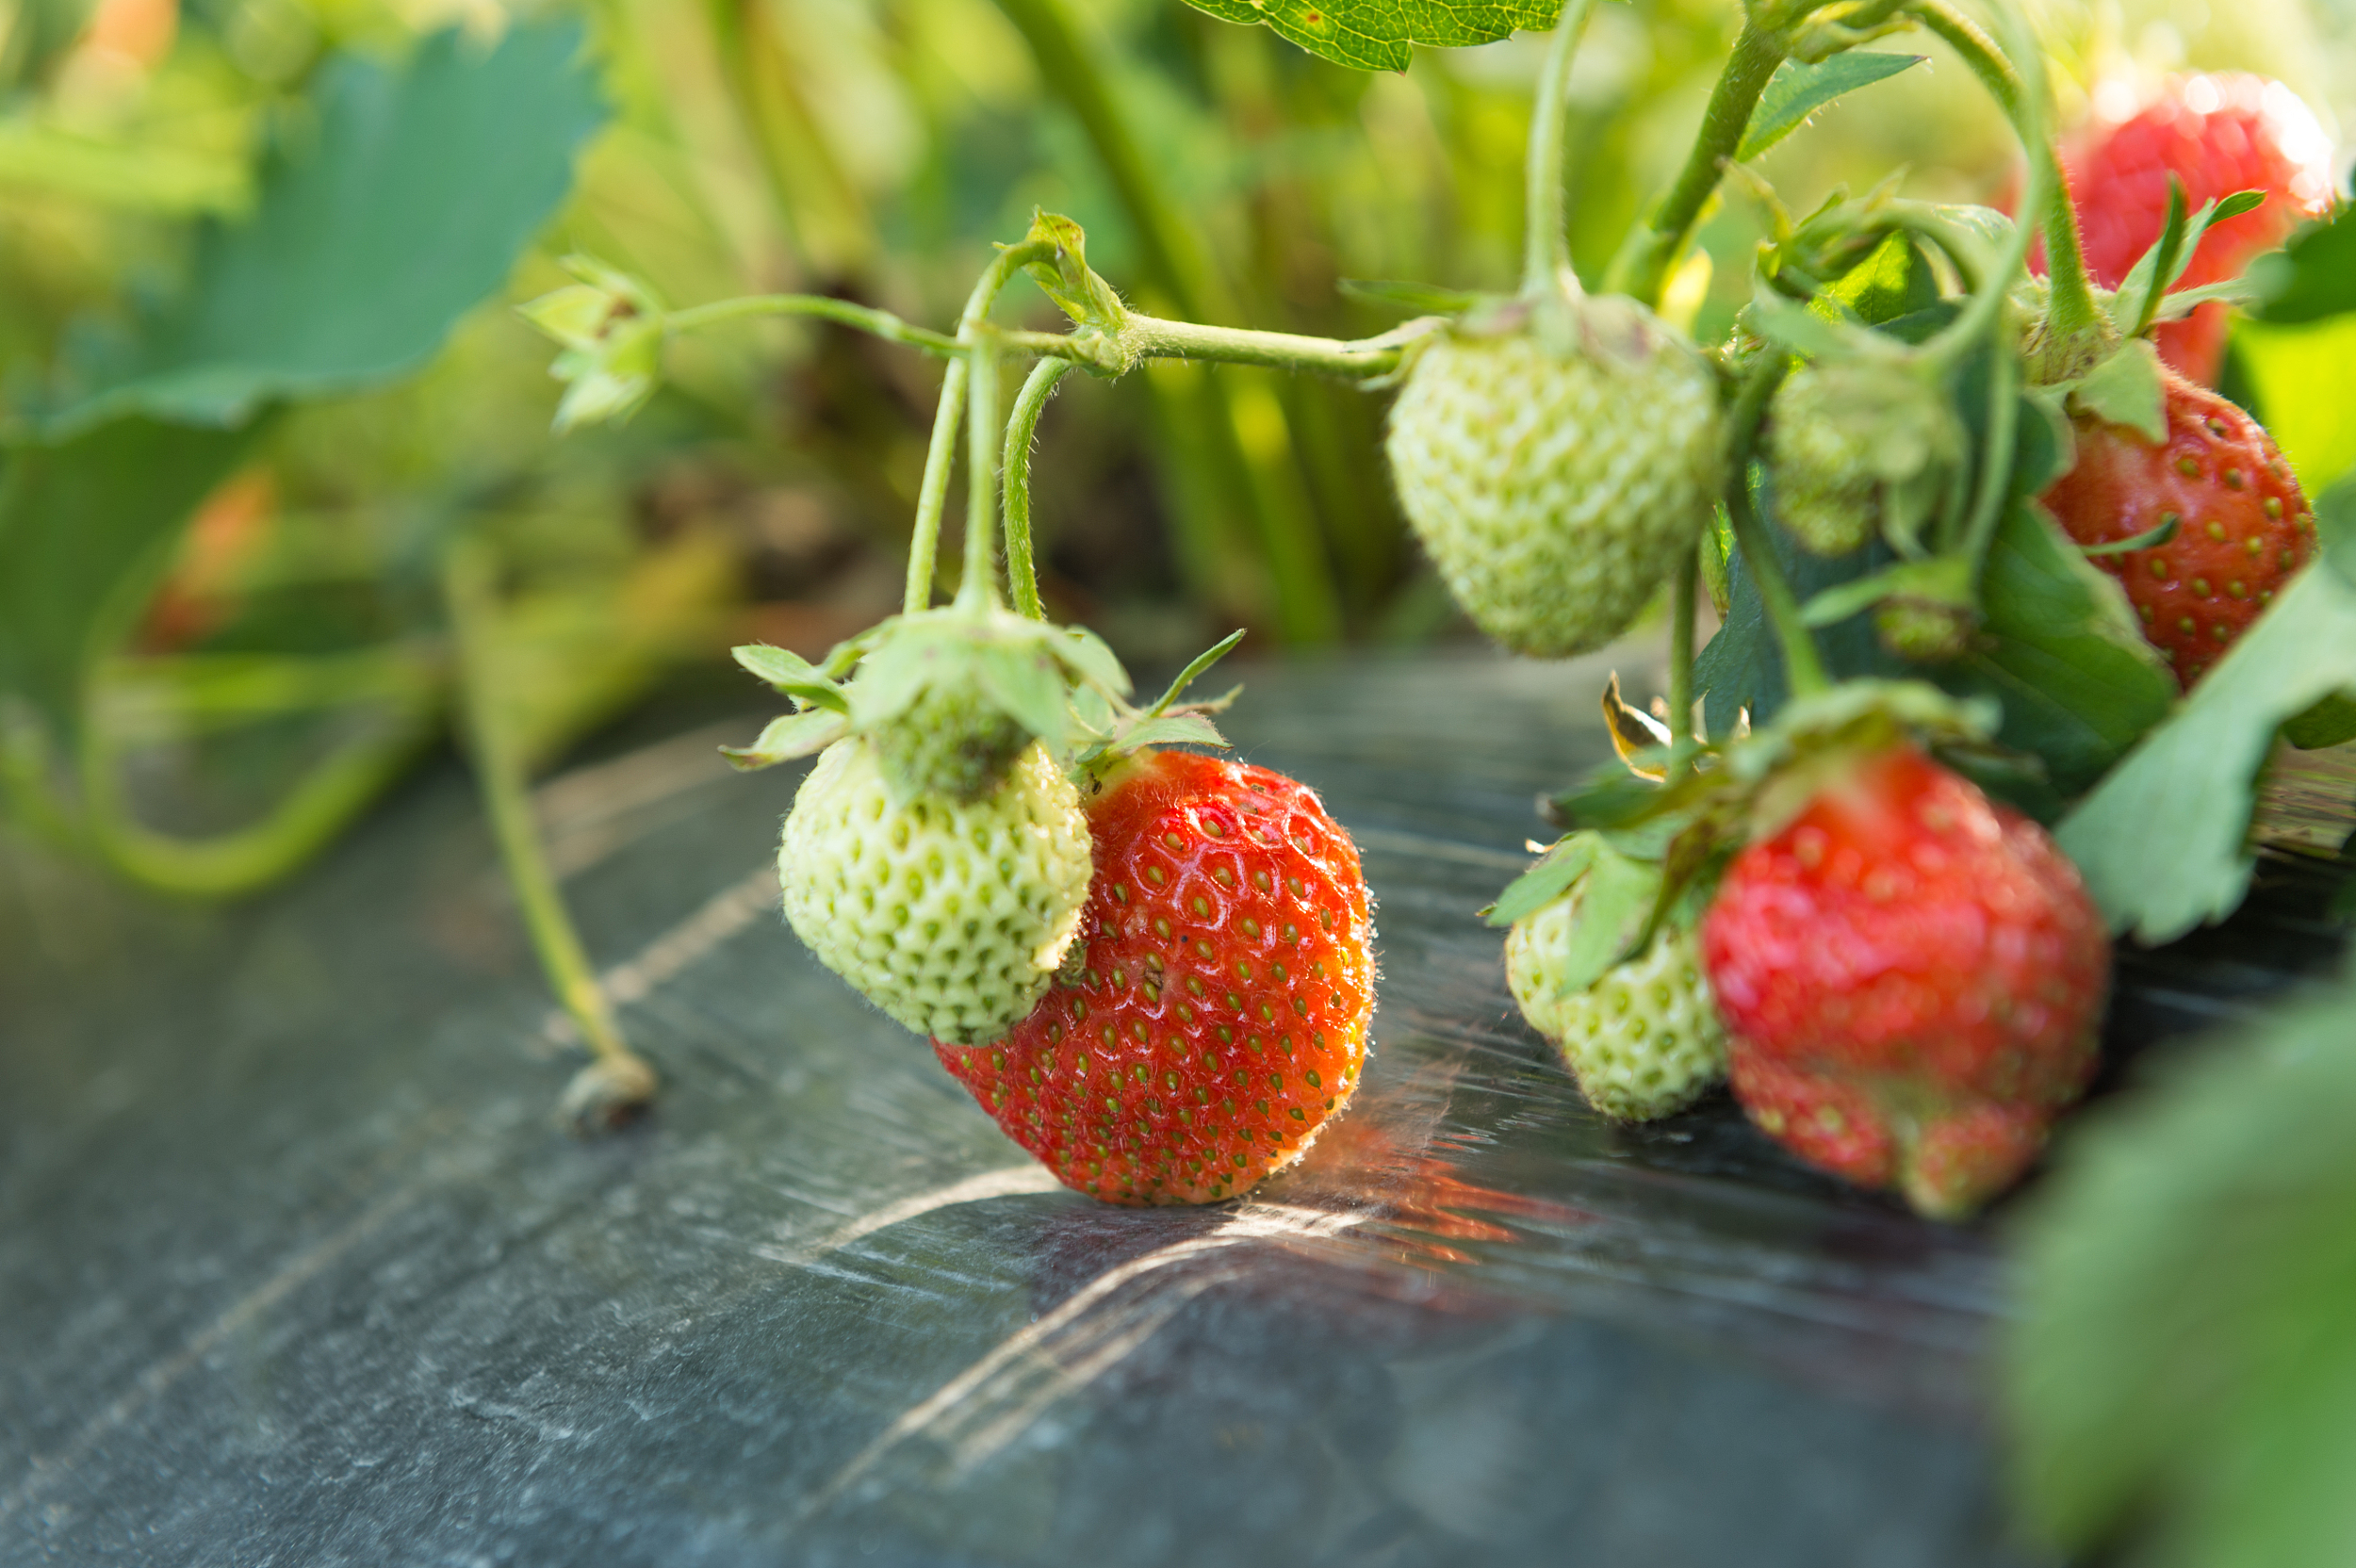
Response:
[538, 13, 2344, 1224]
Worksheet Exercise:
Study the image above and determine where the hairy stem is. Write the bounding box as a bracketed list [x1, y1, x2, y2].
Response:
[1524, 0, 1602, 296]
[1725, 358, 1830, 696]
[1002, 356, 1074, 621]
[667, 293, 962, 354]
[957, 340, 1002, 611]
[443, 540, 655, 1125]
[1909, 0, 2102, 351]
[904, 358, 969, 613]
[1116, 314, 1435, 377]
[1606, 15, 1790, 307]
[1960, 335, 2022, 567]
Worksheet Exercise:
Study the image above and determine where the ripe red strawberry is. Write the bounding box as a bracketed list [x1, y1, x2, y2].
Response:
[935, 749, 1376, 1205]
[2041, 368, 2315, 686]
[2054, 73, 2333, 384]
[1700, 745, 2110, 1219]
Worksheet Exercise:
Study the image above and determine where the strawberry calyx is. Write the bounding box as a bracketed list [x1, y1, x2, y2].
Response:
[720, 603, 1136, 800]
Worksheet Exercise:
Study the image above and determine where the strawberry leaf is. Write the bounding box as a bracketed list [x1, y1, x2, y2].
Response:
[2008, 968, 2356, 1562]
[1939, 498, 2176, 799]
[1181, 0, 1562, 73]
[1736, 53, 1927, 162]
[2248, 206, 2356, 325]
[2056, 541, 2356, 940]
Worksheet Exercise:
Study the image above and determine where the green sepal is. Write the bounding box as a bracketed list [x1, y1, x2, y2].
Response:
[1486, 834, 1601, 929]
[2111, 186, 2267, 340]
[721, 710, 848, 771]
[2065, 338, 2168, 444]
[2078, 512, 2182, 557]
[730, 643, 848, 712]
[1738, 54, 1926, 162]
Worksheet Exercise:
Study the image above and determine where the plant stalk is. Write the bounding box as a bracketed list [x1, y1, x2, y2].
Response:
[904, 357, 969, 613]
[1002, 356, 1074, 621]
[666, 294, 962, 354]
[1605, 14, 1791, 308]
[442, 540, 655, 1131]
[1909, 0, 2103, 352]
[1725, 357, 1831, 696]
[957, 339, 1002, 611]
[1523, 0, 1602, 296]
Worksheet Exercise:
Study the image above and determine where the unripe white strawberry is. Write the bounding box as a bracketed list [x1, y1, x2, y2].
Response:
[1384, 296, 1723, 658]
[1506, 893, 1727, 1121]
[778, 736, 1091, 1044]
[1767, 359, 1964, 558]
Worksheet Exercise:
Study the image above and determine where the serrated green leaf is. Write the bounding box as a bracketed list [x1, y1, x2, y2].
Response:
[44, 22, 605, 435]
[731, 644, 848, 712]
[0, 418, 257, 740]
[1485, 834, 1598, 929]
[721, 710, 846, 771]
[2249, 206, 2356, 325]
[2056, 563, 2356, 940]
[1826, 231, 1940, 328]
[2070, 339, 2168, 444]
[1939, 499, 2176, 800]
[1737, 53, 1926, 162]
[1182, 0, 1561, 73]
[2008, 969, 2356, 1560]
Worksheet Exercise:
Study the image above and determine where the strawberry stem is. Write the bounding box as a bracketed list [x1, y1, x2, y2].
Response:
[1909, 0, 2107, 363]
[1522, 0, 1601, 298]
[957, 337, 1003, 611]
[1604, 13, 1789, 308]
[1001, 355, 1072, 621]
[1726, 356, 1831, 696]
[903, 358, 968, 613]
[443, 537, 656, 1131]
[665, 292, 963, 354]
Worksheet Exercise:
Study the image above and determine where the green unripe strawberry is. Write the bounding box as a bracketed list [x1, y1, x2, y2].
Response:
[1767, 360, 1964, 558]
[1384, 296, 1723, 659]
[778, 735, 1092, 1044]
[1506, 892, 1727, 1121]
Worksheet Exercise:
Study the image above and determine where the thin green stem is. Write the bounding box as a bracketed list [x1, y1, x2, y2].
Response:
[442, 541, 655, 1128]
[667, 294, 961, 354]
[957, 339, 1002, 612]
[1115, 314, 1431, 377]
[1668, 545, 1700, 777]
[1606, 15, 1791, 307]
[1002, 356, 1073, 621]
[904, 357, 969, 613]
[1909, 0, 2102, 351]
[1960, 335, 2021, 567]
[1523, 0, 1601, 296]
[1726, 357, 1831, 696]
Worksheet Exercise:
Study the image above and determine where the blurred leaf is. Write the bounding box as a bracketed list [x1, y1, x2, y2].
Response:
[2234, 313, 2356, 490]
[0, 419, 256, 740]
[2056, 562, 2356, 941]
[0, 0, 93, 89]
[2282, 692, 2356, 750]
[0, 122, 251, 214]
[2008, 966, 2356, 1563]
[1736, 54, 1926, 162]
[1939, 499, 2176, 799]
[1824, 231, 1939, 326]
[1338, 279, 1484, 314]
[48, 22, 606, 435]
[1181, 0, 1561, 73]
[2248, 205, 2356, 326]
